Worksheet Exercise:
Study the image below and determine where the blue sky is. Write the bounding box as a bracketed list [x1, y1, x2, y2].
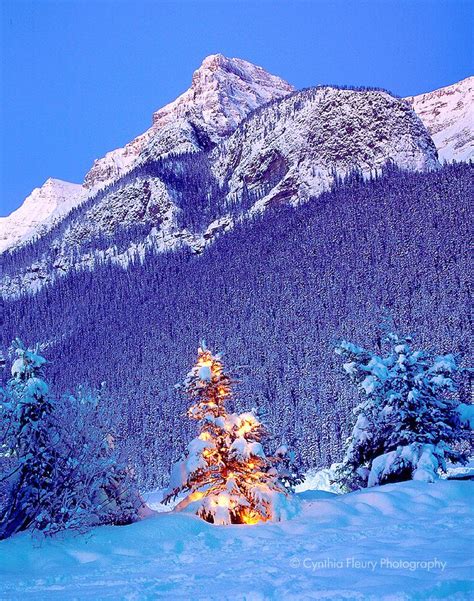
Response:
[1, 0, 472, 216]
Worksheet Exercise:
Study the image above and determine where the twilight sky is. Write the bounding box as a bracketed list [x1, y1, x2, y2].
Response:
[1, 0, 472, 216]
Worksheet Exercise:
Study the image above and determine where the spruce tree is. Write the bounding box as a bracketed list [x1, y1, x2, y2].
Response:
[273, 444, 305, 491]
[0, 339, 56, 537]
[0, 340, 142, 539]
[164, 343, 289, 525]
[335, 333, 468, 489]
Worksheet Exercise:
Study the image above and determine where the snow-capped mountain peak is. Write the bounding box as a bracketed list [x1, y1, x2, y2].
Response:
[0, 56, 294, 255]
[1, 82, 441, 297]
[154, 54, 294, 135]
[2, 60, 472, 259]
[83, 55, 294, 189]
[0, 178, 85, 253]
[153, 54, 294, 136]
[405, 76, 473, 162]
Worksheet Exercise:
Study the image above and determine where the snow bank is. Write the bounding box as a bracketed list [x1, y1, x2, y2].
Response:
[296, 464, 345, 494]
[368, 443, 446, 486]
[1, 480, 472, 600]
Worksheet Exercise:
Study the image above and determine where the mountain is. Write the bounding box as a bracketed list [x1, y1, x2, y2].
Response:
[83, 54, 295, 190]
[0, 179, 84, 254]
[214, 85, 437, 210]
[1, 58, 472, 258]
[0, 55, 293, 257]
[0, 81, 439, 297]
[405, 76, 473, 162]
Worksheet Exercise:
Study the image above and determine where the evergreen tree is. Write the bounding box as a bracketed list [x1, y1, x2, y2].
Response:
[48, 386, 144, 533]
[0, 339, 56, 537]
[334, 333, 468, 490]
[164, 343, 290, 525]
[273, 444, 305, 491]
[0, 340, 142, 539]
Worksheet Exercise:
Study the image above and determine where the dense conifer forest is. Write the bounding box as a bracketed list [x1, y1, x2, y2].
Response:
[1, 163, 472, 487]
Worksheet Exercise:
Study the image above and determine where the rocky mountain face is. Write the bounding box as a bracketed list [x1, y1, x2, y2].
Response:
[0, 179, 84, 254]
[1, 78, 439, 298]
[213, 86, 438, 210]
[2, 57, 471, 298]
[0, 55, 293, 256]
[83, 54, 294, 189]
[405, 76, 473, 162]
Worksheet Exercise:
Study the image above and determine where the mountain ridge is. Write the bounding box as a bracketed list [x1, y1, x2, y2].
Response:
[83, 54, 294, 189]
[0, 179, 85, 254]
[405, 75, 473, 163]
[0, 83, 441, 297]
[1, 79, 442, 298]
[0, 55, 294, 255]
[0, 57, 471, 264]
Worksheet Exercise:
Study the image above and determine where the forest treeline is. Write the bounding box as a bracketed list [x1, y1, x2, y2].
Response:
[1, 163, 472, 487]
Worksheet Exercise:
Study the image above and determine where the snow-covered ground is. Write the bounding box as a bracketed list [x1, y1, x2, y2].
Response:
[1, 479, 473, 600]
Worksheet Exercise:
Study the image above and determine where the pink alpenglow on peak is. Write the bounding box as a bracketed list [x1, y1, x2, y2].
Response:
[3, 58, 470, 258]
[83, 55, 294, 190]
[153, 54, 294, 134]
[1, 56, 293, 254]
[405, 76, 474, 163]
[0, 178, 85, 253]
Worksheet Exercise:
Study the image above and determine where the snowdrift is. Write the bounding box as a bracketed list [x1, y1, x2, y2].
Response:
[1, 479, 473, 600]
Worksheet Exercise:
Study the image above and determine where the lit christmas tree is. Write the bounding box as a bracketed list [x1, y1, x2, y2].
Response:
[163, 343, 291, 525]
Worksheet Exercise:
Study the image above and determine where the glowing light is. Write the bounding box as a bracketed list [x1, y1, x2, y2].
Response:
[216, 494, 229, 507]
[189, 491, 205, 501]
[240, 509, 262, 525]
[180, 345, 279, 527]
[237, 423, 253, 436]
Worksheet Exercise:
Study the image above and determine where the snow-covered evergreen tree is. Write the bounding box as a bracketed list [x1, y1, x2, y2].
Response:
[164, 343, 291, 524]
[0, 341, 142, 539]
[0, 339, 56, 537]
[334, 333, 468, 489]
[47, 386, 144, 533]
[273, 444, 304, 491]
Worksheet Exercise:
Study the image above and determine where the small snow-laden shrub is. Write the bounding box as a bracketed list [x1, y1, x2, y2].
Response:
[42, 386, 145, 534]
[334, 332, 471, 490]
[367, 443, 448, 487]
[0, 340, 143, 539]
[457, 403, 474, 430]
[163, 343, 296, 525]
[297, 464, 345, 494]
[273, 444, 305, 492]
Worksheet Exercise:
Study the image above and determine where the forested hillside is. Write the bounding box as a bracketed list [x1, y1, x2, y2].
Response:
[1, 163, 472, 487]
[1, 83, 439, 297]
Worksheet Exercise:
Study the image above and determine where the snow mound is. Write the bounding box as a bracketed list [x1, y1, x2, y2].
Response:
[458, 403, 474, 429]
[1, 480, 472, 600]
[296, 464, 345, 494]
